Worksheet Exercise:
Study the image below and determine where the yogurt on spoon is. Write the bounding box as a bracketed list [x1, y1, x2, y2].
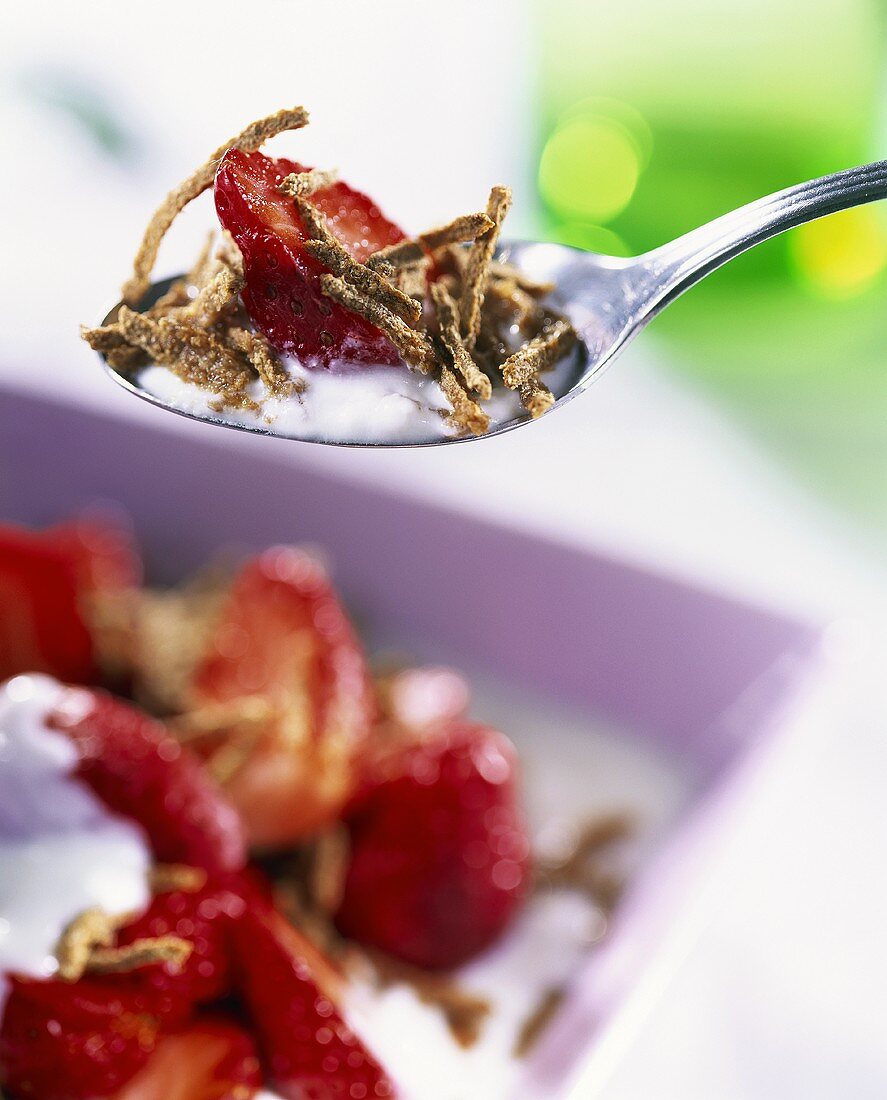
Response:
[137, 342, 583, 446]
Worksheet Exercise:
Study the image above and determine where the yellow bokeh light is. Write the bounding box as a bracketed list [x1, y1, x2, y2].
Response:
[538, 115, 641, 224]
[559, 97, 654, 169]
[556, 222, 630, 257]
[789, 205, 887, 299]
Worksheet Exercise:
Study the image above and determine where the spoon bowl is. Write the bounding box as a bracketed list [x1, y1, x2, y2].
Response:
[100, 247, 598, 448]
[98, 158, 887, 448]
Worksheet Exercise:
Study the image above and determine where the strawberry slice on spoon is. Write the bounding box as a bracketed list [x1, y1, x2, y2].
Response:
[215, 149, 408, 366]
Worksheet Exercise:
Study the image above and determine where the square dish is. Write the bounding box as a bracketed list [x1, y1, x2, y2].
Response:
[0, 387, 819, 1098]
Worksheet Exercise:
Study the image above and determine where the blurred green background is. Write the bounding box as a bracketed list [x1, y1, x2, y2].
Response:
[535, 0, 887, 533]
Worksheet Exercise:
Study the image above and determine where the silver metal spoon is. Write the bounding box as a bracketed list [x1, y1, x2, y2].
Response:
[99, 158, 887, 448]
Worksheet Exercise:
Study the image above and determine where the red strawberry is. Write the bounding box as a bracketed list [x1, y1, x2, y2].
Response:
[214, 149, 407, 366]
[111, 1018, 262, 1100]
[50, 688, 247, 873]
[336, 722, 531, 970]
[0, 975, 164, 1100]
[114, 873, 253, 1015]
[0, 515, 139, 685]
[189, 548, 376, 848]
[231, 907, 395, 1100]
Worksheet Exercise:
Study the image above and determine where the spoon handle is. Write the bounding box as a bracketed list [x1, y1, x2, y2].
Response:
[632, 159, 887, 317]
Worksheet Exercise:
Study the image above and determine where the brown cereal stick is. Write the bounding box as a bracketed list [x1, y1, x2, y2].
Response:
[310, 826, 351, 915]
[279, 168, 338, 198]
[500, 319, 577, 388]
[366, 951, 491, 1049]
[499, 319, 577, 417]
[80, 324, 146, 371]
[205, 726, 264, 786]
[305, 240, 421, 323]
[371, 259, 396, 280]
[150, 864, 208, 894]
[296, 199, 421, 322]
[296, 198, 422, 322]
[56, 908, 117, 981]
[364, 239, 425, 272]
[290, 196, 330, 242]
[56, 910, 190, 980]
[440, 242, 469, 277]
[519, 379, 555, 419]
[431, 281, 491, 399]
[535, 812, 632, 910]
[146, 232, 219, 316]
[320, 275, 438, 373]
[536, 813, 633, 888]
[473, 318, 510, 376]
[514, 986, 567, 1058]
[115, 307, 259, 409]
[460, 185, 512, 350]
[123, 106, 310, 305]
[181, 262, 243, 325]
[366, 212, 494, 272]
[84, 584, 139, 679]
[84, 248, 243, 373]
[86, 936, 192, 975]
[395, 258, 429, 302]
[435, 272, 461, 303]
[129, 577, 228, 714]
[438, 365, 490, 436]
[146, 280, 191, 315]
[421, 211, 494, 252]
[172, 695, 275, 745]
[274, 882, 345, 959]
[486, 276, 542, 331]
[225, 325, 302, 398]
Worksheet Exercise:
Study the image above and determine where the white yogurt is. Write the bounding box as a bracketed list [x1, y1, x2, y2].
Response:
[138, 344, 580, 446]
[140, 360, 452, 444]
[0, 674, 151, 1014]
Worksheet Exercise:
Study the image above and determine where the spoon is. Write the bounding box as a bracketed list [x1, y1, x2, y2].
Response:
[99, 158, 887, 448]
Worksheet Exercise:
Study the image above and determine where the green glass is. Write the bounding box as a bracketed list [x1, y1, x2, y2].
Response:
[535, 0, 887, 535]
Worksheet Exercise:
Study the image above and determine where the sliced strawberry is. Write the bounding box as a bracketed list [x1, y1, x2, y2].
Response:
[50, 687, 247, 873]
[0, 975, 164, 1100]
[214, 149, 407, 366]
[114, 872, 253, 1016]
[0, 516, 141, 685]
[189, 548, 376, 848]
[336, 722, 531, 970]
[110, 1017, 262, 1100]
[231, 907, 394, 1100]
